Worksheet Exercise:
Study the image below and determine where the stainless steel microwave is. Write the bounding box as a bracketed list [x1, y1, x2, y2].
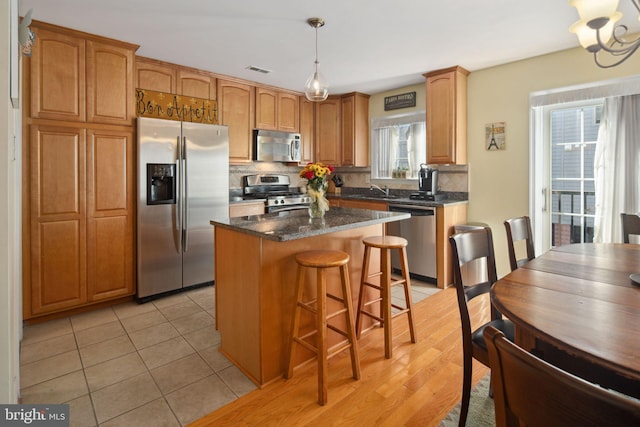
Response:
[253, 129, 301, 162]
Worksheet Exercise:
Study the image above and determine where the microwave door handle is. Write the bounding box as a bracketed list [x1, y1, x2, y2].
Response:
[290, 141, 294, 161]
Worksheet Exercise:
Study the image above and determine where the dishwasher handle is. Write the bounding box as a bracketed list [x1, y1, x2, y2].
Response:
[388, 204, 435, 216]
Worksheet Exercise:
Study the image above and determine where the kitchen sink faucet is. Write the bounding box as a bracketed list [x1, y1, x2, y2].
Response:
[370, 184, 390, 196]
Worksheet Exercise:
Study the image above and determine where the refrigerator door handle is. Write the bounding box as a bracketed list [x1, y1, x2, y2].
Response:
[174, 157, 182, 254]
[182, 136, 189, 252]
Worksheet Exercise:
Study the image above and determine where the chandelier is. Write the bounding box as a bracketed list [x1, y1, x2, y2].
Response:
[569, 0, 640, 68]
[304, 18, 329, 102]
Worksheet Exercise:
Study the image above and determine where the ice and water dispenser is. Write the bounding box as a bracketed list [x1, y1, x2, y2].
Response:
[147, 164, 176, 205]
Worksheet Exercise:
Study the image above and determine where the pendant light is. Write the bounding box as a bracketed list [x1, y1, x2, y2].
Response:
[304, 18, 329, 102]
[569, 0, 640, 68]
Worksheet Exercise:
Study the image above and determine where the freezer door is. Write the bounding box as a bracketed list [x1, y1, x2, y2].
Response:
[182, 122, 229, 287]
[137, 117, 183, 298]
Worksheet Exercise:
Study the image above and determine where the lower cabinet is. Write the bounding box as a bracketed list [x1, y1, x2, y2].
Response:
[336, 199, 388, 211]
[24, 124, 135, 319]
[229, 201, 265, 218]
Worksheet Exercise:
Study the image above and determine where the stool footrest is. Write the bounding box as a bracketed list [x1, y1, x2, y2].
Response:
[359, 310, 383, 324]
[363, 281, 383, 291]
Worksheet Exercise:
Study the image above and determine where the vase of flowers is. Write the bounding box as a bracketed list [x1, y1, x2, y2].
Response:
[299, 162, 334, 218]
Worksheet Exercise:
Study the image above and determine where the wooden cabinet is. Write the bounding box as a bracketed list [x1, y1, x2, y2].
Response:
[341, 92, 370, 167]
[337, 199, 388, 211]
[229, 202, 265, 218]
[25, 124, 135, 317]
[86, 128, 135, 301]
[424, 66, 469, 165]
[27, 124, 88, 315]
[255, 87, 299, 132]
[299, 97, 315, 165]
[315, 96, 341, 165]
[218, 79, 255, 164]
[177, 69, 216, 99]
[24, 23, 137, 319]
[30, 26, 86, 122]
[30, 22, 136, 125]
[436, 203, 468, 289]
[86, 40, 135, 125]
[135, 57, 177, 93]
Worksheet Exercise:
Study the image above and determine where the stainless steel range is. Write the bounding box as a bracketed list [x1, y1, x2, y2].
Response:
[242, 174, 311, 213]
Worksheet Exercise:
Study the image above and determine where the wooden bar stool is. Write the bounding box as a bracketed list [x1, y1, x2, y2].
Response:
[356, 235, 417, 358]
[285, 250, 361, 406]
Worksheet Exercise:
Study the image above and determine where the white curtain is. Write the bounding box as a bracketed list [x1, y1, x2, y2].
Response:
[593, 94, 640, 243]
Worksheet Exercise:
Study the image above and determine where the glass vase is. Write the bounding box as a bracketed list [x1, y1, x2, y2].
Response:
[307, 180, 329, 219]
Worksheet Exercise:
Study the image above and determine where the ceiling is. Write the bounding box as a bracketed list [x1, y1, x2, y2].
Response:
[18, 0, 640, 95]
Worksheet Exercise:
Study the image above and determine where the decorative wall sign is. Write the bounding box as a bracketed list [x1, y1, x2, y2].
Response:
[384, 91, 416, 111]
[485, 122, 506, 150]
[135, 89, 218, 124]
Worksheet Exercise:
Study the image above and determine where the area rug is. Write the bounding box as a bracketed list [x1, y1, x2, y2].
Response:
[437, 374, 495, 427]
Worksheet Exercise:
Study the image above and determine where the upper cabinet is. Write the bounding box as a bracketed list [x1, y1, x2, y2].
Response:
[315, 96, 341, 166]
[135, 57, 176, 93]
[218, 79, 255, 164]
[255, 87, 299, 132]
[30, 22, 137, 125]
[341, 92, 370, 167]
[298, 97, 315, 165]
[177, 69, 216, 100]
[136, 57, 217, 100]
[424, 66, 469, 165]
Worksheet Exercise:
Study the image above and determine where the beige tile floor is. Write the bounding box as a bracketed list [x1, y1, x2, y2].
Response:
[20, 280, 439, 427]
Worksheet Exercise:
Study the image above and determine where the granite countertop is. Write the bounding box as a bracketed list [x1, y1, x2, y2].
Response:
[328, 193, 468, 208]
[210, 207, 410, 242]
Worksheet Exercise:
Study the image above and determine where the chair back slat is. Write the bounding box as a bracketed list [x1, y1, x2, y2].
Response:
[484, 326, 640, 427]
[504, 216, 535, 271]
[621, 213, 640, 244]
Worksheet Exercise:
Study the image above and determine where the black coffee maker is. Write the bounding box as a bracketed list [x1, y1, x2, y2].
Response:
[418, 164, 438, 195]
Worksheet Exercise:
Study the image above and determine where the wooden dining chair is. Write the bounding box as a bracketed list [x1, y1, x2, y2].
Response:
[503, 216, 535, 271]
[621, 213, 640, 244]
[449, 227, 515, 427]
[484, 326, 640, 427]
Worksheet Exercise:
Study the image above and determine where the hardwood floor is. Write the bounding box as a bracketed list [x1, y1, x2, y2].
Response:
[189, 287, 491, 426]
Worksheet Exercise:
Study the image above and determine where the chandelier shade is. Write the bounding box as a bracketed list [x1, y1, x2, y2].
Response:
[569, 0, 640, 68]
[304, 18, 329, 102]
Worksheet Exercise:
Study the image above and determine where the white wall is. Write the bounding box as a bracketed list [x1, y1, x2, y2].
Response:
[467, 46, 640, 277]
[0, 0, 21, 403]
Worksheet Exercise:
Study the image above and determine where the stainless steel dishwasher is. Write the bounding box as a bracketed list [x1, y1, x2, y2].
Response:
[387, 204, 437, 282]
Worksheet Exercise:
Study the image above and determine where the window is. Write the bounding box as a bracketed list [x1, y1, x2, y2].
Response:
[370, 112, 426, 180]
[549, 103, 602, 245]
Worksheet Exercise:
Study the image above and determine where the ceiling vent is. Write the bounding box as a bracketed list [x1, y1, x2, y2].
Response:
[246, 65, 272, 74]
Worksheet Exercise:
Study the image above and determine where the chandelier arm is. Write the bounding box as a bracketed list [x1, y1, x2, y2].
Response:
[596, 24, 640, 56]
[594, 41, 640, 68]
[631, 0, 640, 15]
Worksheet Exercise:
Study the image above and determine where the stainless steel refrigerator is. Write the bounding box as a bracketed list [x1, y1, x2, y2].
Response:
[137, 117, 229, 301]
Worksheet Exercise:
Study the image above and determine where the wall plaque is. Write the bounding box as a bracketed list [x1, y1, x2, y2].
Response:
[384, 91, 416, 111]
[135, 89, 218, 124]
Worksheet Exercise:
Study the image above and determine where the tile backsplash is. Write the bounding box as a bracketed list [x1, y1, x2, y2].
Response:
[230, 163, 468, 193]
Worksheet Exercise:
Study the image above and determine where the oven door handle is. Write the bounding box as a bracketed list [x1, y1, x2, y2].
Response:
[270, 205, 309, 213]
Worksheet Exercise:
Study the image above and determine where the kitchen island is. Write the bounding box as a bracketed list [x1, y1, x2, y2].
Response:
[210, 207, 409, 387]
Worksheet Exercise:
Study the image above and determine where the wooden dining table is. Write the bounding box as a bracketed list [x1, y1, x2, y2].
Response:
[491, 243, 640, 399]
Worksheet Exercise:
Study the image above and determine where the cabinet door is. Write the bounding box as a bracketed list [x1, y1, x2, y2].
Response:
[426, 72, 455, 164]
[86, 40, 135, 125]
[341, 93, 369, 167]
[338, 199, 387, 211]
[86, 128, 135, 301]
[218, 79, 255, 163]
[135, 57, 176, 93]
[30, 26, 86, 122]
[28, 125, 87, 316]
[299, 97, 315, 165]
[278, 92, 299, 132]
[315, 97, 341, 166]
[255, 87, 277, 130]
[177, 69, 216, 100]
[426, 67, 468, 164]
